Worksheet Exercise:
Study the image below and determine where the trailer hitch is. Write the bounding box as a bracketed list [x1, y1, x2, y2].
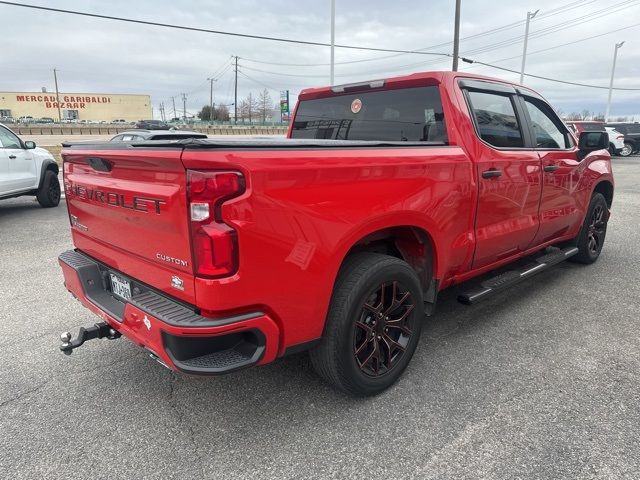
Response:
[59, 322, 121, 355]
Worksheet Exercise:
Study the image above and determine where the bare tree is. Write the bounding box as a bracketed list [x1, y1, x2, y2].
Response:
[258, 89, 273, 123]
[239, 93, 260, 123]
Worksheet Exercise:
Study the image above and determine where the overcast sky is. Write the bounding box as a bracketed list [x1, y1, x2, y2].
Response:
[1, 0, 639, 119]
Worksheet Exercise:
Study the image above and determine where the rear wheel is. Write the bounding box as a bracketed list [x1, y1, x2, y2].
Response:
[309, 253, 424, 396]
[569, 193, 608, 264]
[36, 170, 61, 208]
[620, 142, 633, 157]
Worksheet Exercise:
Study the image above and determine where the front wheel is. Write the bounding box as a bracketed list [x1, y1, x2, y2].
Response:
[309, 253, 424, 396]
[569, 193, 609, 264]
[36, 170, 61, 208]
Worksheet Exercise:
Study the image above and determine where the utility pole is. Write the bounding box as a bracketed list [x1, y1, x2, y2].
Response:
[605, 41, 625, 122]
[452, 0, 461, 71]
[171, 96, 177, 120]
[207, 77, 216, 122]
[234, 56, 238, 125]
[330, 0, 335, 84]
[181, 93, 187, 121]
[519, 9, 539, 84]
[53, 68, 62, 122]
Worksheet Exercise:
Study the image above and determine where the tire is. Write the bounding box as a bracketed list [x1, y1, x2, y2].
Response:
[309, 252, 424, 396]
[36, 170, 61, 208]
[608, 144, 617, 156]
[569, 193, 608, 264]
[620, 142, 633, 157]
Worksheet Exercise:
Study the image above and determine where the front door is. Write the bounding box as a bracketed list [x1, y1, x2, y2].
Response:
[464, 89, 542, 269]
[520, 95, 583, 245]
[0, 126, 36, 192]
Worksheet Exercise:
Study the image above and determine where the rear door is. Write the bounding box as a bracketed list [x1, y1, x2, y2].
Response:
[460, 81, 542, 269]
[519, 93, 583, 244]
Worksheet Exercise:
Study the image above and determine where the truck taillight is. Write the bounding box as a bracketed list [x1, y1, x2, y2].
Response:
[187, 170, 245, 278]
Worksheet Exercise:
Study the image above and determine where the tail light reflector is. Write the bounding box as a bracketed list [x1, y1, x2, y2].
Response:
[187, 170, 245, 278]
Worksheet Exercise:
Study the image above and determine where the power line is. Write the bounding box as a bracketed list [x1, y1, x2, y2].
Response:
[460, 58, 640, 90]
[459, 0, 639, 58]
[0, 1, 449, 57]
[462, 21, 640, 71]
[240, 0, 597, 68]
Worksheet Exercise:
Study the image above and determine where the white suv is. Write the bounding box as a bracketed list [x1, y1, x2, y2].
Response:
[0, 124, 61, 207]
[605, 126, 625, 156]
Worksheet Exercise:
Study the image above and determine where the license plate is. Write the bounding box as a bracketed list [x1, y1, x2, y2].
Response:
[110, 273, 132, 301]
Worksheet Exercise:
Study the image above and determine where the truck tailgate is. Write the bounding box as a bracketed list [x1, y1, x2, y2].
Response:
[62, 148, 196, 303]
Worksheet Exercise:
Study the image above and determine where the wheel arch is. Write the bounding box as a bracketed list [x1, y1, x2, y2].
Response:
[37, 159, 59, 190]
[336, 222, 439, 302]
[593, 179, 614, 208]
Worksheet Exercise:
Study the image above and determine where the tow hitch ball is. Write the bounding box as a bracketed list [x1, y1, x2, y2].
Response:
[59, 322, 121, 355]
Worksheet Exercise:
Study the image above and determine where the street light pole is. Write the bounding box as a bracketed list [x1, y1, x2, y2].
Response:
[207, 77, 216, 123]
[330, 0, 335, 85]
[519, 9, 539, 84]
[52, 68, 62, 122]
[452, 0, 461, 71]
[605, 41, 625, 122]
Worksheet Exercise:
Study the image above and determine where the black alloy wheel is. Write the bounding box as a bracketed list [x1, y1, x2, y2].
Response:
[586, 203, 606, 256]
[354, 280, 415, 377]
[309, 252, 424, 396]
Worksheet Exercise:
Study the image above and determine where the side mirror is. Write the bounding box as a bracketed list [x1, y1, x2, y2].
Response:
[578, 131, 608, 153]
[24, 140, 36, 149]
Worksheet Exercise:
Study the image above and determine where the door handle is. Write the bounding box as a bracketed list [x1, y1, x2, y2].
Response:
[482, 169, 502, 179]
[8, 155, 16, 159]
[543, 165, 559, 173]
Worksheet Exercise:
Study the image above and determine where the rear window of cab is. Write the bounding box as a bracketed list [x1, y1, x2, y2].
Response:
[291, 86, 447, 143]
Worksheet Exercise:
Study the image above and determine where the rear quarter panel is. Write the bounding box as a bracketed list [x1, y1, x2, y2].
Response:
[182, 147, 475, 350]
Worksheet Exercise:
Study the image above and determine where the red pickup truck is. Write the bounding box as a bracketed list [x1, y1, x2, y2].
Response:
[58, 72, 613, 395]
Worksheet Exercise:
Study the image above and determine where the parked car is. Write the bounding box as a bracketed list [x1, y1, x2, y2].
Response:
[109, 130, 207, 142]
[605, 122, 640, 157]
[112, 119, 127, 124]
[39, 117, 55, 124]
[58, 71, 613, 396]
[135, 119, 171, 130]
[1, 116, 15, 124]
[565, 121, 620, 155]
[18, 116, 34, 124]
[0, 123, 60, 207]
[605, 127, 625, 156]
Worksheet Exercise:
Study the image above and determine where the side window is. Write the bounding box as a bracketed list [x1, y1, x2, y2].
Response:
[111, 135, 123, 142]
[121, 135, 134, 142]
[523, 98, 571, 149]
[0, 127, 22, 149]
[467, 91, 523, 148]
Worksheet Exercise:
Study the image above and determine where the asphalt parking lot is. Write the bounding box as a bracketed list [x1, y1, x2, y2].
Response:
[1, 157, 639, 479]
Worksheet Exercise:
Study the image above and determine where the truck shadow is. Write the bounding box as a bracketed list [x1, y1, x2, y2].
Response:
[104, 260, 583, 447]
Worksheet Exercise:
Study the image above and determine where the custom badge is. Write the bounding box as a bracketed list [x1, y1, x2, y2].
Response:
[143, 315, 151, 331]
[351, 98, 362, 114]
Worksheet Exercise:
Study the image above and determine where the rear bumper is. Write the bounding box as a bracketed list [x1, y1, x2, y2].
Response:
[58, 250, 280, 374]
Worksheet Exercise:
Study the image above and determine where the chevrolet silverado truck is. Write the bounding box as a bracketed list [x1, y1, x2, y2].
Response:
[57, 72, 613, 396]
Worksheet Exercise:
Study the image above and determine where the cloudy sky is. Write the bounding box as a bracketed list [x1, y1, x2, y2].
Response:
[1, 0, 639, 119]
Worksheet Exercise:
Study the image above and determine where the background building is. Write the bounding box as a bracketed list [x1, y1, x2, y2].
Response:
[0, 91, 151, 121]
